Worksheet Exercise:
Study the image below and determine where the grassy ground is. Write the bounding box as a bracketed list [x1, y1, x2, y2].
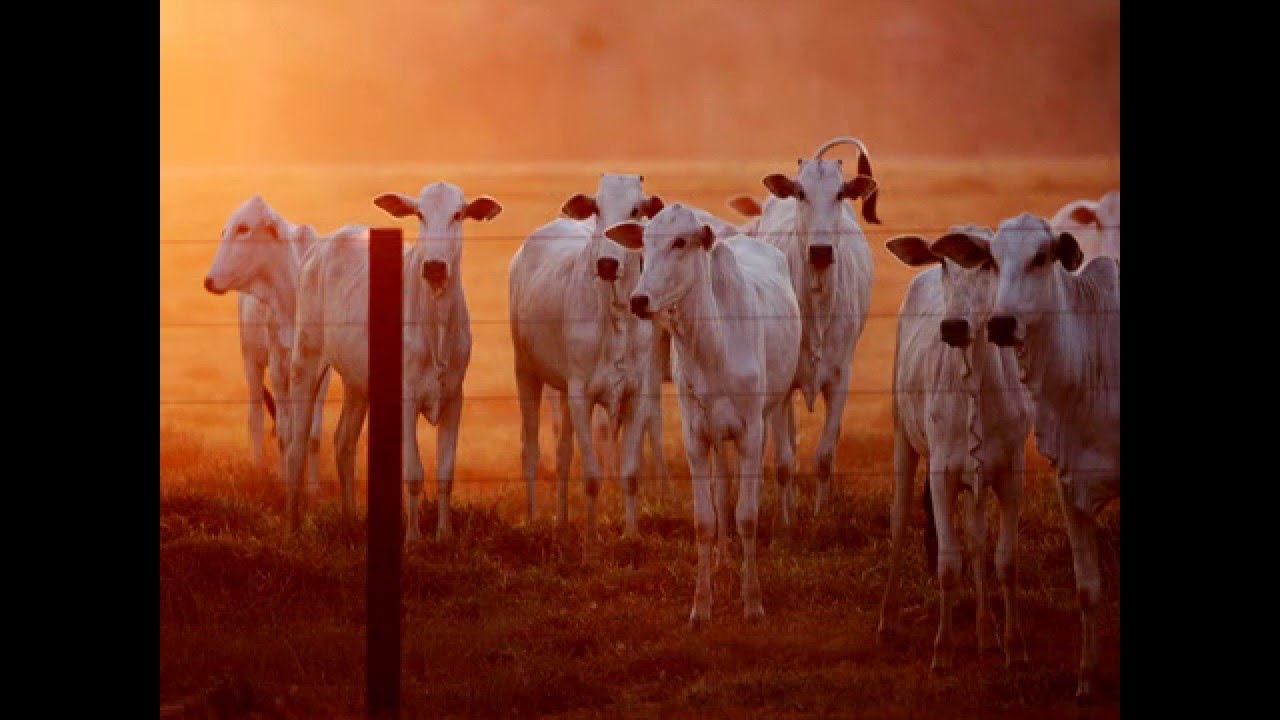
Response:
[160, 426, 1120, 719]
[160, 159, 1120, 717]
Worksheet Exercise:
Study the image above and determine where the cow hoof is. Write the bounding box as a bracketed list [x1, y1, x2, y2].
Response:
[930, 656, 952, 674]
[1006, 656, 1029, 671]
[688, 608, 711, 630]
[435, 526, 454, 543]
[875, 622, 898, 647]
[1075, 677, 1097, 704]
[744, 605, 766, 624]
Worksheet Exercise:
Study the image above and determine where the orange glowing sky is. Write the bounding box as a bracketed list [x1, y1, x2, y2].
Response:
[160, 0, 1119, 167]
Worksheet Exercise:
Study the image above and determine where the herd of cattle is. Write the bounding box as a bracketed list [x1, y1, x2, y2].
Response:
[199, 136, 1120, 698]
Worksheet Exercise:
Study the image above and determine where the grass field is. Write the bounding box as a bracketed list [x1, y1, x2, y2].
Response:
[160, 158, 1121, 717]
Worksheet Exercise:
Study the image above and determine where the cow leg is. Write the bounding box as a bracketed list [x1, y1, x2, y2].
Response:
[967, 485, 993, 654]
[402, 393, 424, 544]
[684, 423, 714, 629]
[877, 423, 919, 645]
[1056, 474, 1102, 700]
[566, 382, 604, 541]
[333, 387, 368, 519]
[737, 421, 766, 622]
[770, 399, 797, 530]
[644, 343, 670, 499]
[516, 372, 543, 525]
[994, 460, 1028, 668]
[930, 465, 962, 673]
[305, 368, 330, 494]
[714, 443, 733, 568]
[813, 368, 852, 515]
[267, 350, 293, 484]
[432, 390, 464, 542]
[284, 356, 325, 533]
[785, 400, 797, 517]
[243, 351, 268, 466]
[618, 394, 646, 537]
[555, 390, 573, 527]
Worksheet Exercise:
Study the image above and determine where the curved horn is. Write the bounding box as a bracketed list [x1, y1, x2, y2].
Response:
[815, 136, 879, 223]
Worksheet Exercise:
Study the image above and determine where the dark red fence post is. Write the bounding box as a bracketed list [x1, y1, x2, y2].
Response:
[367, 227, 403, 718]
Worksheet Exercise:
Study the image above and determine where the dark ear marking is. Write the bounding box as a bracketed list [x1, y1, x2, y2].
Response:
[561, 193, 598, 220]
[698, 224, 715, 250]
[885, 235, 939, 267]
[1054, 232, 1084, 271]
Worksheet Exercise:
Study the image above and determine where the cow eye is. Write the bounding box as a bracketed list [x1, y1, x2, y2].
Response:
[1030, 251, 1047, 268]
[235, 223, 249, 235]
[794, 188, 807, 202]
[630, 207, 642, 220]
[981, 258, 995, 272]
[451, 210, 462, 223]
[673, 237, 686, 249]
[638, 256, 645, 271]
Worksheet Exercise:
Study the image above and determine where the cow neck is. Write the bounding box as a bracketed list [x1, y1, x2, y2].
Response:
[260, 225, 303, 355]
[669, 247, 738, 416]
[580, 231, 630, 384]
[404, 243, 457, 375]
[785, 235, 836, 379]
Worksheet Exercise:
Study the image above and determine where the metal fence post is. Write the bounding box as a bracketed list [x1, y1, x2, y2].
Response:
[367, 227, 403, 718]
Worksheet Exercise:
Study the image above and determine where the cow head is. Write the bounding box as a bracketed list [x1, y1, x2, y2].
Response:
[887, 225, 999, 349]
[762, 158, 878, 274]
[374, 182, 502, 293]
[204, 195, 289, 297]
[931, 213, 1082, 348]
[607, 203, 714, 323]
[562, 174, 663, 286]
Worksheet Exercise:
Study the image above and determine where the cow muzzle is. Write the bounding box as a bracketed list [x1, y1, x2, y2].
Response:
[630, 294, 652, 319]
[596, 257, 620, 283]
[423, 260, 448, 289]
[809, 244, 834, 270]
[939, 319, 971, 348]
[203, 276, 226, 296]
[987, 315, 1019, 347]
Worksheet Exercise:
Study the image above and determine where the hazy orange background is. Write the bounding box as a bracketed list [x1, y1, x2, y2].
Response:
[160, 0, 1119, 167]
[160, 0, 1119, 505]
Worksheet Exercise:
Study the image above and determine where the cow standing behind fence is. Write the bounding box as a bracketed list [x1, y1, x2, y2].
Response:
[284, 182, 502, 541]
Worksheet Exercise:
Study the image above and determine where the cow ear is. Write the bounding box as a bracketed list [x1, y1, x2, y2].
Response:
[604, 222, 645, 250]
[930, 232, 991, 269]
[374, 193, 420, 218]
[464, 196, 503, 222]
[642, 195, 665, 218]
[1053, 232, 1084, 271]
[562, 193, 598, 220]
[1069, 204, 1099, 227]
[840, 175, 877, 201]
[763, 174, 797, 199]
[698, 224, 715, 250]
[727, 195, 762, 218]
[885, 235, 938, 267]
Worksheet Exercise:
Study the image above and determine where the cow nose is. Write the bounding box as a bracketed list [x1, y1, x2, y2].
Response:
[630, 294, 651, 319]
[203, 276, 224, 295]
[939, 319, 971, 348]
[423, 260, 448, 287]
[987, 316, 1018, 346]
[809, 244, 834, 269]
[596, 257, 620, 282]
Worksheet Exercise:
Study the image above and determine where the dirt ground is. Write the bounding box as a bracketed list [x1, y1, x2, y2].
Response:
[160, 158, 1121, 718]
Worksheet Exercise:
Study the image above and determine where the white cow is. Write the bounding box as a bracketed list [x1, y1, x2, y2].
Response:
[607, 204, 801, 626]
[509, 174, 665, 537]
[203, 196, 331, 490]
[284, 182, 502, 542]
[876, 225, 1034, 672]
[1049, 190, 1120, 266]
[753, 136, 879, 519]
[932, 213, 1120, 700]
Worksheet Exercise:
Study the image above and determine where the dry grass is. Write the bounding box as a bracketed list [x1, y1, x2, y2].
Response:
[160, 159, 1120, 717]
